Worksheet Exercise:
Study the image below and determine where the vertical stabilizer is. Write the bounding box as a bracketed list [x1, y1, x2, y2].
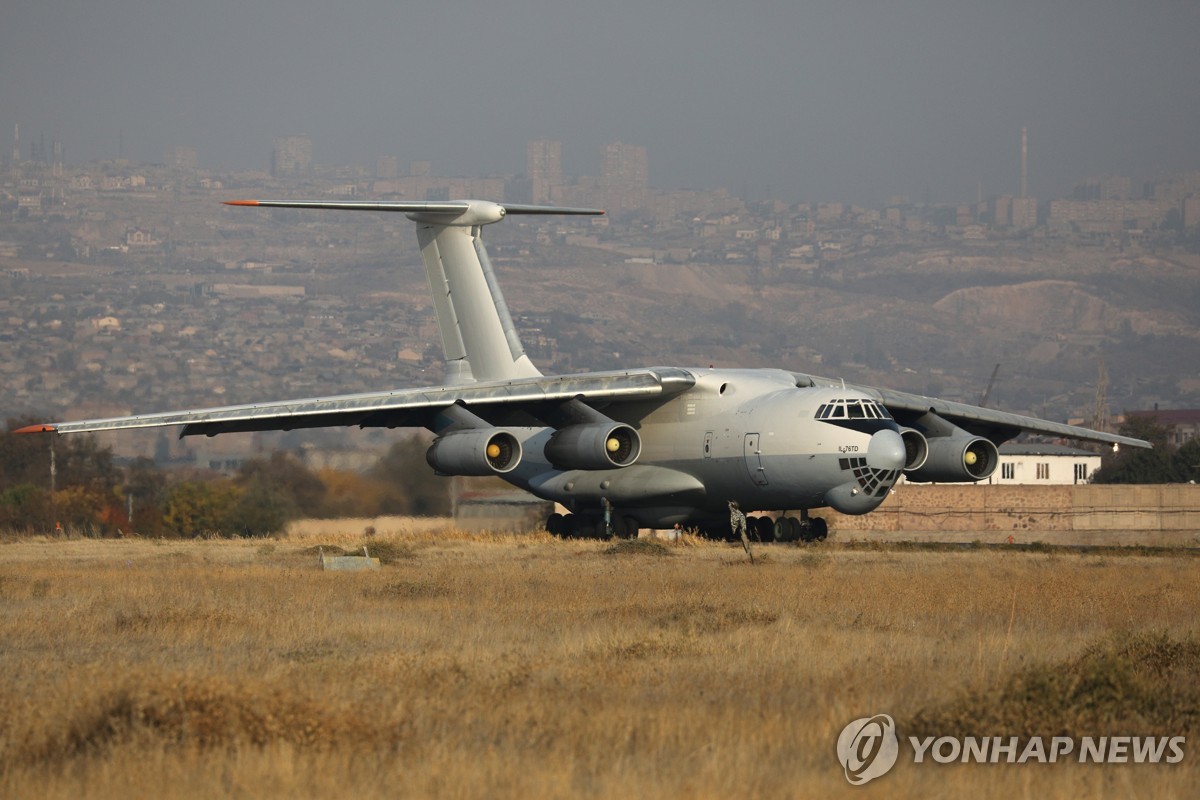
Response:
[222, 198, 603, 384]
[416, 221, 541, 383]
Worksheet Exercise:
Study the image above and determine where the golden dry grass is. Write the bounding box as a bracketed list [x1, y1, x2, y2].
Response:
[1, 530, 1198, 799]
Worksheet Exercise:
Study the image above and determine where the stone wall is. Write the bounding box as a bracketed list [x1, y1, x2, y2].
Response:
[827, 484, 1200, 546]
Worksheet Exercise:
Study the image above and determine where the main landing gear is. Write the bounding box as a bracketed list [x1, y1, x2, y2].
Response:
[769, 510, 827, 543]
[703, 511, 827, 543]
[543, 510, 826, 543]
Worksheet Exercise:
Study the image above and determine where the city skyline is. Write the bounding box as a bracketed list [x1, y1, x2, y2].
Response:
[2, 2, 1199, 205]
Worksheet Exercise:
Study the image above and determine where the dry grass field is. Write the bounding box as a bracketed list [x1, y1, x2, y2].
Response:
[1, 527, 1198, 799]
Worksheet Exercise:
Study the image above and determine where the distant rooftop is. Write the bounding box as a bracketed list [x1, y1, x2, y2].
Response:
[998, 443, 1098, 457]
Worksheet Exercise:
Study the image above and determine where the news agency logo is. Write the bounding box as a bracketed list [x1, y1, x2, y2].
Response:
[836, 714, 899, 785]
[837, 712, 1188, 785]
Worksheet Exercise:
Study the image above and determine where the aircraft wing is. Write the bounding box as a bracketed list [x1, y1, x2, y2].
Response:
[15, 368, 696, 438]
[791, 372, 1150, 449]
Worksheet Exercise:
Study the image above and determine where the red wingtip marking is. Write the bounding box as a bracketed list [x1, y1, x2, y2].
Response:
[223, 200, 260, 206]
[14, 424, 57, 435]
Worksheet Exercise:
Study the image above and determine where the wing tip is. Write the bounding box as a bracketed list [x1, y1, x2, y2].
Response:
[223, 200, 260, 207]
[14, 423, 57, 435]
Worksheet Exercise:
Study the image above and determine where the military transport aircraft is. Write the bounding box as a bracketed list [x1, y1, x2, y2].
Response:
[18, 199, 1149, 541]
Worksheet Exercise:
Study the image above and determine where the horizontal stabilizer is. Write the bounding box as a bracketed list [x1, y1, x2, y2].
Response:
[224, 199, 603, 226]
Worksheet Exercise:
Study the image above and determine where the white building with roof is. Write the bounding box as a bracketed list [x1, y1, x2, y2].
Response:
[988, 443, 1102, 485]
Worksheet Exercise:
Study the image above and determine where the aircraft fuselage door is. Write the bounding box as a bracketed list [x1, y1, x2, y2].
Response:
[703, 431, 714, 458]
[744, 433, 768, 486]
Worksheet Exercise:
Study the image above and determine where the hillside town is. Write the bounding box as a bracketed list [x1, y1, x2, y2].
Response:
[3, 135, 1199, 471]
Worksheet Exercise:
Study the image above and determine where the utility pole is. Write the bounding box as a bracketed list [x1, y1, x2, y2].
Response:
[1091, 359, 1109, 433]
[49, 438, 58, 534]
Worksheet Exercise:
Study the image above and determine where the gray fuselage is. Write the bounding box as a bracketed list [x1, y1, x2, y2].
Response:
[499, 368, 906, 528]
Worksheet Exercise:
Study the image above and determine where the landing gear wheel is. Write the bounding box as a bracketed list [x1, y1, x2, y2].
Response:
[774, 517, 802, 543]
[546, 513, 565, 537]
[787, 517, 803, 542]
[753, 516, 773, 542]
[811, 517, 828, 541]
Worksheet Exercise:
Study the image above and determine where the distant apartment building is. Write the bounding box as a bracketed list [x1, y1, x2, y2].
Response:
[1146, 171, 1200, 204]
[1073, 175, 1131, 201]
[271, 135, 313, 178]
[1011, 196, 1037, 229]
[603, 141, 648, 189]
[527, 139, 563, 204]
[601, 141, 649, 214]
[166, 146, 199, 171]
[1047, 198, 1171, 234]
[992, 195, 1037, 229]
[376, 155, 399, 179]
[1183, 195, 1200, 230]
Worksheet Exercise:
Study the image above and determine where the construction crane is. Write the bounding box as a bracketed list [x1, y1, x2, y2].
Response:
[978, 363, 1001, 408]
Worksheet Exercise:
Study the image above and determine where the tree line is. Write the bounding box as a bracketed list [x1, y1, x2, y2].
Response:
[1091, 415, 1200, 485]
[0, 417, 449, 537]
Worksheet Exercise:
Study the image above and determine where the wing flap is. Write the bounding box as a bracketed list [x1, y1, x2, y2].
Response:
[22, 368, 696, 438]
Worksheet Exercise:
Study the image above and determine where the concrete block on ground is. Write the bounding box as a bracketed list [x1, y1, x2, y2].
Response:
[319, 546, 381, 571]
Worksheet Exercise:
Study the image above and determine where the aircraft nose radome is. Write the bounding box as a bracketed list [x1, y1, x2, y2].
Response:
[867, 429, 906, 471]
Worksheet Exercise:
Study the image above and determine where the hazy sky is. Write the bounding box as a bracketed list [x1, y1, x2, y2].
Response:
[3, 1, 1198, 204]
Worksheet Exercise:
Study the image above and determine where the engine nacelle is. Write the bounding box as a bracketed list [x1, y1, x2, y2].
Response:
[899, 428, 929, 472]
[544, 423, 641, 470]
[426, 429, 521, 476]
[906, 434, 999, 483]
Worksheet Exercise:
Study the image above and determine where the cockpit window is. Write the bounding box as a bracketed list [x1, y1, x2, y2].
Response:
[815, 398, 893, 420]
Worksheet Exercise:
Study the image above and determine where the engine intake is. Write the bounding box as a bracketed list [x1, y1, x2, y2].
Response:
[426, 429, 521, 476]
[906, 434, 999, 483]
[544, 423, 641, 470]
[899, 428, 929, 472]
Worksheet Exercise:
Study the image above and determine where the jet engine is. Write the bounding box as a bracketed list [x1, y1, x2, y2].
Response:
[905, 432, 998, 482]
[426, 429, 522, 476]
[544, 423, 641, 470]
[899, 428, 929, 472]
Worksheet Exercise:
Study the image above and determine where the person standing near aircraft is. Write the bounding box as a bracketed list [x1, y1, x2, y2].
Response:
[729, 501, 753, 562]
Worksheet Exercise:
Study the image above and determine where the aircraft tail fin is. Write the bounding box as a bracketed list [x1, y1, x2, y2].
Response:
[224, 199, 603, 383]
